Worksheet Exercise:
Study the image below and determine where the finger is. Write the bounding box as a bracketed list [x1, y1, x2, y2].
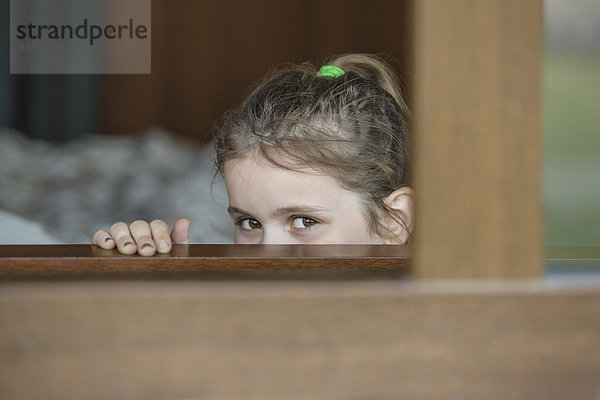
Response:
[110, 222, 137, 255]
[171, 218, 190, 244]
[129, 220, 156, 257]
[91, 229, 115, 249]
[150, 219, 172, 254]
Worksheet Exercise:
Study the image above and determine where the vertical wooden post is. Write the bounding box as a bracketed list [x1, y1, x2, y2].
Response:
[411, 0, 543, 278]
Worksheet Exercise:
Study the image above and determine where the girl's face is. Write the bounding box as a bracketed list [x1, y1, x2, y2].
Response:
[224, 156, 384, 244]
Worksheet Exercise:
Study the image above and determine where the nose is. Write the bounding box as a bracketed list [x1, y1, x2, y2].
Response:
[260, 228, 291, 244]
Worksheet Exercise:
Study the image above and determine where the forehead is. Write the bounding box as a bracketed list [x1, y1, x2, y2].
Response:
[223, 156, 364, 211]
[224, 156, 331, 193]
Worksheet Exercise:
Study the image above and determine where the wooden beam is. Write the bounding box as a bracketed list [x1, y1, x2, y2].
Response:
[411, 0, 543, 278]
[1, 279, 599, 400]
[0, 244, 411, 279]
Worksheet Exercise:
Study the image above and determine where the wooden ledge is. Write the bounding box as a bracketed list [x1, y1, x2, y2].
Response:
[1, 278, 599, 400]
[0, 244, 412, 279]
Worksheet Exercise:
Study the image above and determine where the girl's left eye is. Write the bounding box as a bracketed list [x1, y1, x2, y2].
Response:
[292, 216, 318, 230]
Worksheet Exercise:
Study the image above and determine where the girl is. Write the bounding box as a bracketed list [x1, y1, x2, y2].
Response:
[92, 54, 415, 256]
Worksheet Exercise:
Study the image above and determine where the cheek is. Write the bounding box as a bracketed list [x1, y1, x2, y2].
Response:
[234, 230, 260, 244]
[338, 201, 371, 230]
[319, 211, 381, 244]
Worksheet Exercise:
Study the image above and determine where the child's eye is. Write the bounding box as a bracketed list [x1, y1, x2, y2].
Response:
[292, 216, 318, 230]
[239, 218, 262, 230]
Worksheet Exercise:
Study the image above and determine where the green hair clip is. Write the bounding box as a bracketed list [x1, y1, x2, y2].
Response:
[317, 65, 345, 78]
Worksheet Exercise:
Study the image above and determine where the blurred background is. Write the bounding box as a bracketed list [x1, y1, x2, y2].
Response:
[1, 0, 410, 142]
[0, 0, 598, 246]
[544, 0, 600, 246]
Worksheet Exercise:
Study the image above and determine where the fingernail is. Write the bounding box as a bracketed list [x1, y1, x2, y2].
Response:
[141, 243, 154, 251]
[157, 240, 168, 250]
[105, 237, 113, 243]
[124, 241, 134, 249]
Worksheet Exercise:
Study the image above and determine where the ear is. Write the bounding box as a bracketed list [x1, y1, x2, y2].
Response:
[383, 187, 415, 244]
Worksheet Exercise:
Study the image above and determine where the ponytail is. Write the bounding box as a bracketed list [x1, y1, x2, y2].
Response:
[326, 53, 410, 117]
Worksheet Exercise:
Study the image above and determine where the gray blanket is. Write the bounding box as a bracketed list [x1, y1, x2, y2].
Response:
[0, 128, 233, 244]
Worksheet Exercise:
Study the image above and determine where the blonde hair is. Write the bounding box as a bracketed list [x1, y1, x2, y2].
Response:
[214, 53, 410, 238]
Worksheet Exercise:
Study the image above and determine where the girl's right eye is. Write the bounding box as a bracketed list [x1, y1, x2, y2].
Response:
[239, 218, 262, 230]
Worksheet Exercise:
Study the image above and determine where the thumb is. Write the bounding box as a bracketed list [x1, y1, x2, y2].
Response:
[171, 218, 190, 244]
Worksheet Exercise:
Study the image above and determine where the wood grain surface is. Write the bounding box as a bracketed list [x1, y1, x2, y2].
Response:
[410, 0, 543, 278]
[1, 279, 599, 400]
[103, 0, 410, 141]
[0, 244, 411, 278]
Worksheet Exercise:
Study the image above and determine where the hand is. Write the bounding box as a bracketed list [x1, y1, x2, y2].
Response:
[91, 218, 190, 256]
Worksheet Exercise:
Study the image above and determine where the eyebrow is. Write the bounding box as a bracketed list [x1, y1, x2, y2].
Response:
[227, 205, 331, 219]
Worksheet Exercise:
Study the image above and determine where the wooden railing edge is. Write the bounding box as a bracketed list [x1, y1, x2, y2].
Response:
[0, 244, 412, 278]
